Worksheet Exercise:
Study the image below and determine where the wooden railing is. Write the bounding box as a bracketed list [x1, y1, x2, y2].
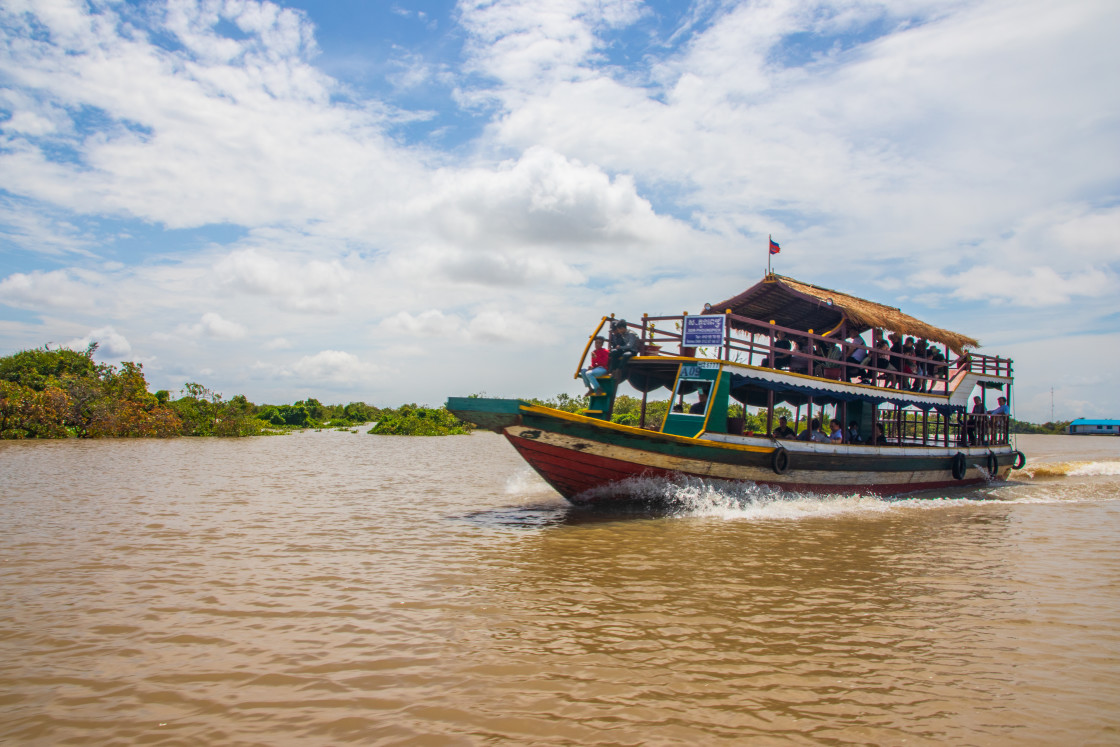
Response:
[875, 409, 1011, 447]
[629, 311, 1012, 394]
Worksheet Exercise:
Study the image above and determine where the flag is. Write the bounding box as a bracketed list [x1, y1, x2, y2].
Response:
[769, 236, 781, 255]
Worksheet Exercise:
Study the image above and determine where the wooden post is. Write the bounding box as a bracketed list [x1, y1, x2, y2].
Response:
[680, 311, 688, 356]
[768, 320, 776, 369]
[766, 390, 775, 436]
[725, 309, 731, 362]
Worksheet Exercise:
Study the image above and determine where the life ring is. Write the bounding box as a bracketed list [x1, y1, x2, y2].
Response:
[951, 452, 967, 480]
[986, 451, 999, 476]
[1011, 450, 1026, 470]
[771, 447, 790, 475]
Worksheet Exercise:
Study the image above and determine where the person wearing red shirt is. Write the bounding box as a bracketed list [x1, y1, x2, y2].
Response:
[581, 337, 609, 394]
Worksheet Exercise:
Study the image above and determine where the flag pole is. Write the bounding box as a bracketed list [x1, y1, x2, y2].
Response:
[768, 234, 772, 276]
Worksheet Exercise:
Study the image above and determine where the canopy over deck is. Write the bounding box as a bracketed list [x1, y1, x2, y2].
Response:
[705, 274, 980, 354]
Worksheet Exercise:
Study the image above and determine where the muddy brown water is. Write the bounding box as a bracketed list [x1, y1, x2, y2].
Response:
[1, 433, 1118, 744]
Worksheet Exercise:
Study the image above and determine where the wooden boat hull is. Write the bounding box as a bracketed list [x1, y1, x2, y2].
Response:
[448, 398, 1017, 504]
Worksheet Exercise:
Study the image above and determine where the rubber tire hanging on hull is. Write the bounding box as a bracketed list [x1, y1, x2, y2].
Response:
[951, 452, 967, 481]
[986, 451, 999, 476]
[771, 447, 790, 475]
[1011, 450, 1026, 470]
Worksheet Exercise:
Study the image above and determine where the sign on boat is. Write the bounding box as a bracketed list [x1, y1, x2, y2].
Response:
[448, 273, 1025, 504]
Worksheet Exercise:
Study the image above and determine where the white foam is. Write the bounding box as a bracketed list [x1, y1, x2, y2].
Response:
[578, 474, 929, 521]
[1015, 460, 1120, 479]
[1068, 461, 1120, 476]
[504, 466, 556, 496]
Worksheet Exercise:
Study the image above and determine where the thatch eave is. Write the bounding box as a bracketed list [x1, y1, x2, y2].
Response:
[705, 274, 980, 354]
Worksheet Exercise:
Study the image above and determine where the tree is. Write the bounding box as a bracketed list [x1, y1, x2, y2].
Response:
[368, 404, 473, 435]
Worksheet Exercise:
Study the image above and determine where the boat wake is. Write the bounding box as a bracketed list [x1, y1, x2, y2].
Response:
[1012, 460, 1120, 479]
[572, 474, 937, 521]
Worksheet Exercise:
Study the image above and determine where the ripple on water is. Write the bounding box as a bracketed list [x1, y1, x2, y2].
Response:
[0, 431, 1118, 744]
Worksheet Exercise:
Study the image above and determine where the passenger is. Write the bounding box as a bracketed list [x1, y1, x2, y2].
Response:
[772, 331, 792, 370]
[580, 336, 609, 395]
[928, 345, 947, 389]
[772, 415, 796, 439]
[607, 319, 640, 377]
[867, 422, 887, 446]
[828, 420, 844, 443]
[798, 418, 828, 442]
[988, 396, 1010, 416]
[688, 389, 709, 414]
[792, 337, 813, 375]
[900, 337, 916, 390]
[967, 395, 984, 445]
[889, 332, 903, 373]
[846, 420, 862, 443]
[844, 334, 869, 382]
[912, 339, 929, 391]
[874, 340, 896, 387]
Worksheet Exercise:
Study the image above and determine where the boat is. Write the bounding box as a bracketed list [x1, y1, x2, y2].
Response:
[447, 274, 1026, 504]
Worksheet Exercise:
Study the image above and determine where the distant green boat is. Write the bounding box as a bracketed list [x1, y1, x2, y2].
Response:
[448, 274, 1025, 504]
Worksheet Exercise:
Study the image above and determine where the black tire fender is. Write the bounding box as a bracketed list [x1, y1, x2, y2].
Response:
[987, 450, 999, 476]
[1011, 450, 1026, 470]
[771, 446, 790, 475]
[951, 452, 967, 481]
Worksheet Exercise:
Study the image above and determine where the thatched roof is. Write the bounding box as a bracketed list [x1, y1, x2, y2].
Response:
[705, 274, 980, 354]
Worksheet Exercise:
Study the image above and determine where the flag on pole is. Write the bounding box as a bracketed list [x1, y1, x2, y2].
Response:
[769, 235, 781, 255]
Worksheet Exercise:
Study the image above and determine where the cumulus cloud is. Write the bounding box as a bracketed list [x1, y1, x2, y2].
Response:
[290, 350, 382, 385]
[0, 269, 101, 310]
[0, 0, 1117, 420]
[380, 309, 464, 337]
[66, 326, 131, 357]
[214, 248, 350, 312]
[412, 147, 684, 251]
[466, 309, 543, 343]
[911, 266, 1113, 307]
[169, 312, 248, 341]
[0, 0, 417, 229]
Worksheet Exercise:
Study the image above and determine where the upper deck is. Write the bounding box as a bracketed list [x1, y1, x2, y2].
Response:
[576, 274, 1014, 448]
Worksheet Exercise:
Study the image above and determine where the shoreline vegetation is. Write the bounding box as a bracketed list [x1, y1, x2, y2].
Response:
[1, 345, 1072, 439]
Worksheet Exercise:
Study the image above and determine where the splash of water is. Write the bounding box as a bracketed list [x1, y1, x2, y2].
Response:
[1015, 460, 1120, 479]
[576, 474, 918, 521]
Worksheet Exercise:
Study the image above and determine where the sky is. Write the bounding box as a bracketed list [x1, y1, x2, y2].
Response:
[1, 0, 1117, 423]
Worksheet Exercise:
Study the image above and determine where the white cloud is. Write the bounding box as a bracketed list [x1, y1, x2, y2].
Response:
[172, 312, 248, 341]
[290, 350, 382, 385]
[380, 309, 464, 337]
[0, 0, 418, 229]
[466, 309, 542, 343]
[214, 248, 350, 312]
[0, 0, 1117, 419]
[0, 269, 101, 310]
[66, 326, 131, 357]
[910, 266, 1113, 307]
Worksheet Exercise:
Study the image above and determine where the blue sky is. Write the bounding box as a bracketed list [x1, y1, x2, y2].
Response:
[1, 0, 1117, 422]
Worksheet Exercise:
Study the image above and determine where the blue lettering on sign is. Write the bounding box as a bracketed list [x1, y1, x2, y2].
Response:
[683, 315, 725, 346]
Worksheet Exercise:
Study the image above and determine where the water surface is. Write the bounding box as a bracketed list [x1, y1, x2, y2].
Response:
[1, 432, 1118, 744]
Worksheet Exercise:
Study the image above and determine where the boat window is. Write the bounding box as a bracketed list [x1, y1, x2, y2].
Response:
[672, 378, 711, 415]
